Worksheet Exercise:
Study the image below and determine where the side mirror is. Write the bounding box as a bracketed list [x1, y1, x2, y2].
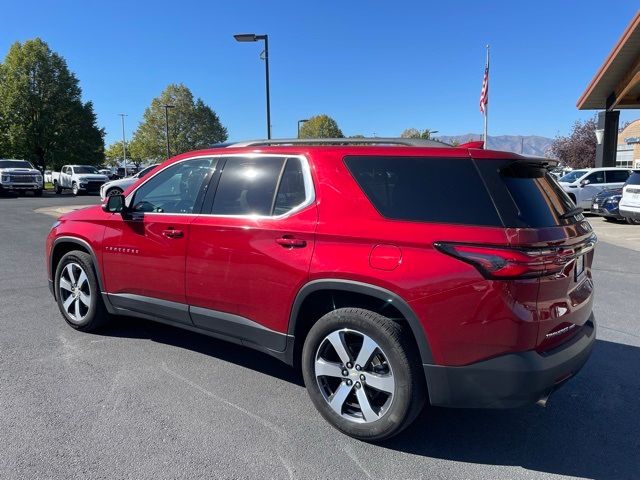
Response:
[102, 194, 126, 213]
[580, 179, 590, 186]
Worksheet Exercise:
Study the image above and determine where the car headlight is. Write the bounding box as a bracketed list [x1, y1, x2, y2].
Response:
[36, 175, 43, 182]
[1, 175, 9, 182]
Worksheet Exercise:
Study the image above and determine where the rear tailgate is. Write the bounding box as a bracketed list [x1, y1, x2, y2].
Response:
[474, 156, 596, 350]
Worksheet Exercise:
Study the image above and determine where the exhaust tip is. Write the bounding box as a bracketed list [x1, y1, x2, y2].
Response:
[536, 393, 550, 407]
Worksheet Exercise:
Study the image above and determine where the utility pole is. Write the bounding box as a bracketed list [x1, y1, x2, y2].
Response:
[118, 113, 127, 177]
[163, 104, 175, 159]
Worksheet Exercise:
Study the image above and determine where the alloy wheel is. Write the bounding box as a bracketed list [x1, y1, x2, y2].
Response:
[314, 328, 395, 423]
[58, 262, 91, 323]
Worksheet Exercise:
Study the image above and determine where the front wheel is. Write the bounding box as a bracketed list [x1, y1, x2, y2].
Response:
[33, 188, 43, 197]
[72, 182, 80, 196]
[302, 308, 426, 441]
[106, 187, 123, 197]
[54, 250, 110, 331]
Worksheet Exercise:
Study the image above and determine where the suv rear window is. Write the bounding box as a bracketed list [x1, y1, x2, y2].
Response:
[475, 160, 577, 227]
[627, 171, 640, 185]
[344, 156, 502, 226]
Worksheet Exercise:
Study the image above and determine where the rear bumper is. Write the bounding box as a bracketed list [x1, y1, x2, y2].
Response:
[592, 204, 622, 219]
[619, 207, 640, 220]
[424, 313, 596, 408]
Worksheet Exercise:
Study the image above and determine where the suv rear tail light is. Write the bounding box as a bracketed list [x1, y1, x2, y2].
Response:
[434, 242, 580, 279]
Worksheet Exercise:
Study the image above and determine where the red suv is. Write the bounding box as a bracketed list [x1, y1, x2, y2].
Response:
[46, 139, 596, 440]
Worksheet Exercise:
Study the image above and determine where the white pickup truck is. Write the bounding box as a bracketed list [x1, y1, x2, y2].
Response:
[0, 159, 43, 196]
[52, 165, 109, 196]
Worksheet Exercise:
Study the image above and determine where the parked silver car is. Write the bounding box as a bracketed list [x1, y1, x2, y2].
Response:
[99, 164, 159, 200]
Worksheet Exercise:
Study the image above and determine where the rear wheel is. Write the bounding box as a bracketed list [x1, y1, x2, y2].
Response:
[54, 181, 62, 194]
[54, 250, 109, 331]
[626, 216, 640, 225]
[604, 216, 619, 223]
[302, 308, 425, 441]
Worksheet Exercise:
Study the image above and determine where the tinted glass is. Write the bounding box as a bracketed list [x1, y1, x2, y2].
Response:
[273, 158, 307, 215]
[0, 160, 33, 169]
[476, 160, 576, 227]
[585, 171, 605, 184]
[74, 166, 99, 174]
[344, 156, 501, 226]
[132, 158, 214, 214]
[606, 170, 630, 183]
[137, 165, 158, 179]
[559, 170, 587, 182]
[627, 171, 640, 186]
[212, 157, 285, 216]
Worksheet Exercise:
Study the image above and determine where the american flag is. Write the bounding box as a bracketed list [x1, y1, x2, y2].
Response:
[479, 63, 489, 114]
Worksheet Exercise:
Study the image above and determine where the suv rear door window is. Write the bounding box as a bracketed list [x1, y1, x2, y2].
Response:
[585, 171, 605, 184]
[212, 156, 285, 216]
[344, 156, 502, 226]
[626, 171, 640, 185]
[606, 170, 630, 183]
[273, 157, 307, 215]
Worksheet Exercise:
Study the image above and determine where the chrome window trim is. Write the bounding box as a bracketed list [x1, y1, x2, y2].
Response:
[125, 153, 315, 220]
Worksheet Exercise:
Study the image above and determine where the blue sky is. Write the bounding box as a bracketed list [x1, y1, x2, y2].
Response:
[1, 1, 638, 146]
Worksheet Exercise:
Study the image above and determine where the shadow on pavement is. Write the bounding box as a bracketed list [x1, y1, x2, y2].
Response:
[101, 315, 305, 387]
[383, 339, 640, 480]
[98, 316, 639, 479]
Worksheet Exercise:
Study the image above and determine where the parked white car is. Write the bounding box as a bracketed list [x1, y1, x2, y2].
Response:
[0, 159, 43, 196]
[619, 170, 640, 225]
[99, 164, 159, 200]
[558, 167, 632, 209]
[51, 165, 109, 196]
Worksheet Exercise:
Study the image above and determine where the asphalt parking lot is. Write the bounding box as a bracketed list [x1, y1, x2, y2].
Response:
[1, 192, 639, 480]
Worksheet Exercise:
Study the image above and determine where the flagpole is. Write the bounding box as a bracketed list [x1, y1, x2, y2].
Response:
[483, 45, 490, 149]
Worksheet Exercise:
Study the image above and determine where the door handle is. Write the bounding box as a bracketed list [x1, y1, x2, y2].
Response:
[276, 236, 307, 248]
[162, 229, 184, 239]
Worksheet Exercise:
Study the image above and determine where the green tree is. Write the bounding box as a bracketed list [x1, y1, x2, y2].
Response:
[104, 140, 142, 168]
[400, 128, 437, 140]
[0, 38, 104, 171]
[130, 83, 227, 161]
[298, 114, 343, 138]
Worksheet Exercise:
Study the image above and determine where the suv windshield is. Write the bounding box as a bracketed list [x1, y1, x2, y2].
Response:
[559, 170, 587, 183]
[73, 166, 99, 174]
[0, 160, 34, 169]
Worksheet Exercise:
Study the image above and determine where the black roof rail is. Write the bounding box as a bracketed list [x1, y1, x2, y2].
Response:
[228, 138, 453, 148]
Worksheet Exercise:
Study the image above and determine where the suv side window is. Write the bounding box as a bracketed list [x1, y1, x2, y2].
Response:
[131, 158, 215, 214]
[212, 156, 286, 216]
[273, 158, 307, 215]
[585, 171, 605, 184]
[606, 170, 630, 183]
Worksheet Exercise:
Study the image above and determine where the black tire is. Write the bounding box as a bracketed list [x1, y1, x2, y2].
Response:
[33, 188, 43, 197]
[72, 182, 80, 196]
[106, 187, 123, 197]
[626, 217, 640, 225]
[54, 181, 62, 194]
[302, 308, 426, 441]
[604, 216, 619, 223]
[54, 250, 110, 332]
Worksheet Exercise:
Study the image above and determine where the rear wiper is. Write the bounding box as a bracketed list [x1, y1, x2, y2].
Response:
[560, 207, 583, 219]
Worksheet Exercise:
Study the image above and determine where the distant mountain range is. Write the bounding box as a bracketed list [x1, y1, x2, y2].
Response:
[436, 134, 554, 157]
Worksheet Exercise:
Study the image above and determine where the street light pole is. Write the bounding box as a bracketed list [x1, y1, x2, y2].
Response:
[297, 119, 309, 138]
[163, 104, 175, 159]
[118, 113, 127, 177]
[234, 33, 271, 139]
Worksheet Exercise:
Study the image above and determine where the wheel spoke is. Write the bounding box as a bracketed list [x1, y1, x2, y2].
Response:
[65, 264, 76, 284]
[329, 382, 353, 415]
[355, 387, 379, 422]
[315, 358, 344, 379]
[77, 270, 88, 289]
[365, 372, 394, 393]
[79, 291, 91, 307]
[74, 298, 81, 320]
[59, 278, 73, 293]
[354, 335, 378, 369]
[62, 293, 74, 312]
[326, 331, 351, 365]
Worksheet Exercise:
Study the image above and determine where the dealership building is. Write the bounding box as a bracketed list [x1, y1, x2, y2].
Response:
[616, 119, 640, 168]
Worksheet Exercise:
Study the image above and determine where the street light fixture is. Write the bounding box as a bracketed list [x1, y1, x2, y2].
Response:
[163, 104, 175, 158]
[234, 33, 271, 139]
[297, 119, 309, 138]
